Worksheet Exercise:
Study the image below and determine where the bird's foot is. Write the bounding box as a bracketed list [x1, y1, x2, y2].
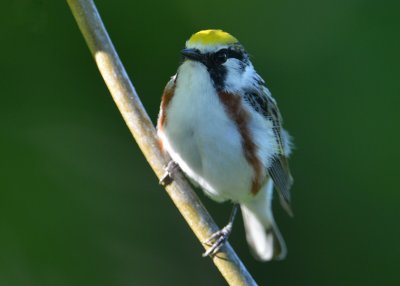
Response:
[202, 223, 233, 258]
[159, 160, 179, 186]
[202, 204, 239, 257]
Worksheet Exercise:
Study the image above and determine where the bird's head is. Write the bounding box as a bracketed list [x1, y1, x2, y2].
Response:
[180, 29, 261, 92]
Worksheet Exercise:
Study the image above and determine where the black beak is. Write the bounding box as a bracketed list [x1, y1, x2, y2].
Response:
[181, 48, 204, 62]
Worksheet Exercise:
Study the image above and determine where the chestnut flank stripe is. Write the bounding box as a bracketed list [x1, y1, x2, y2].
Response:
[157, 81, 176, 130]
[218, 92, 263, 195]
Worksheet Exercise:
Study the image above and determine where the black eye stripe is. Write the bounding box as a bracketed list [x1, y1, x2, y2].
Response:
[226, 50, 244, 60]
[214, 49, 244, 61]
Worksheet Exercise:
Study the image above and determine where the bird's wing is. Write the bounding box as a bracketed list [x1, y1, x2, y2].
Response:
[244, 85, 294, 215]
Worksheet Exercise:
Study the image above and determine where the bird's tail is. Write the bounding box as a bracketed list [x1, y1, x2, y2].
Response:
[240, 180, 287, 261]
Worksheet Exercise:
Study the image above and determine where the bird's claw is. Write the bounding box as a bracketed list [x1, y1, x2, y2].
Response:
[202, 224, 233, 258]
[159, 160, 179, 186]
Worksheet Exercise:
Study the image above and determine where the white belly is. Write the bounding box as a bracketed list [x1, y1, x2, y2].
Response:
[158, 62, 275, 202]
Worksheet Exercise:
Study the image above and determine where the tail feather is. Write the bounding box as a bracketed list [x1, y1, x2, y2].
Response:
[241, 180, 287, 261]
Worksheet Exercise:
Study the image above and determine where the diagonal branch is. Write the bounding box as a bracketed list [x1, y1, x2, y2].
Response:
[66, 1, 258, 285]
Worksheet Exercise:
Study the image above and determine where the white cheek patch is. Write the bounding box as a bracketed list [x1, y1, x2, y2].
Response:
[223, 62, 258, 93]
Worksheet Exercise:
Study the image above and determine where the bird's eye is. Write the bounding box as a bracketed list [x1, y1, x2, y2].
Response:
[215, 50, 228, 64]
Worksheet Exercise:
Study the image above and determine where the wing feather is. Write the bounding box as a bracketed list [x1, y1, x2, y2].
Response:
[244, 85, 294, 215]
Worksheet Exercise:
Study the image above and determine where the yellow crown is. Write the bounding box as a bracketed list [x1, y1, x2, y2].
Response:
[187, 29, 238, 46]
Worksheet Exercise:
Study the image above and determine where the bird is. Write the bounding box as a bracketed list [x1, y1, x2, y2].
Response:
[157, 29, 293, 261]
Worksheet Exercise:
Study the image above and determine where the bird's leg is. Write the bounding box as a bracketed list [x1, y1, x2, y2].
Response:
[202, 204, 239, 258]
[159, 160, 180, 186]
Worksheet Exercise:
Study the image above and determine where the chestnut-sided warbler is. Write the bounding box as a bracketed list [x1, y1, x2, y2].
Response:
[157, 29, 293, 261]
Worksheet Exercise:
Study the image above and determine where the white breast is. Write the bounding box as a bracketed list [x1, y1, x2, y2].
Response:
[158, 61, 276, 203]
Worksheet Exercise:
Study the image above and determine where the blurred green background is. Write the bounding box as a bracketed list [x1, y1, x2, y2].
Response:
[1, 0, 399, 285]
